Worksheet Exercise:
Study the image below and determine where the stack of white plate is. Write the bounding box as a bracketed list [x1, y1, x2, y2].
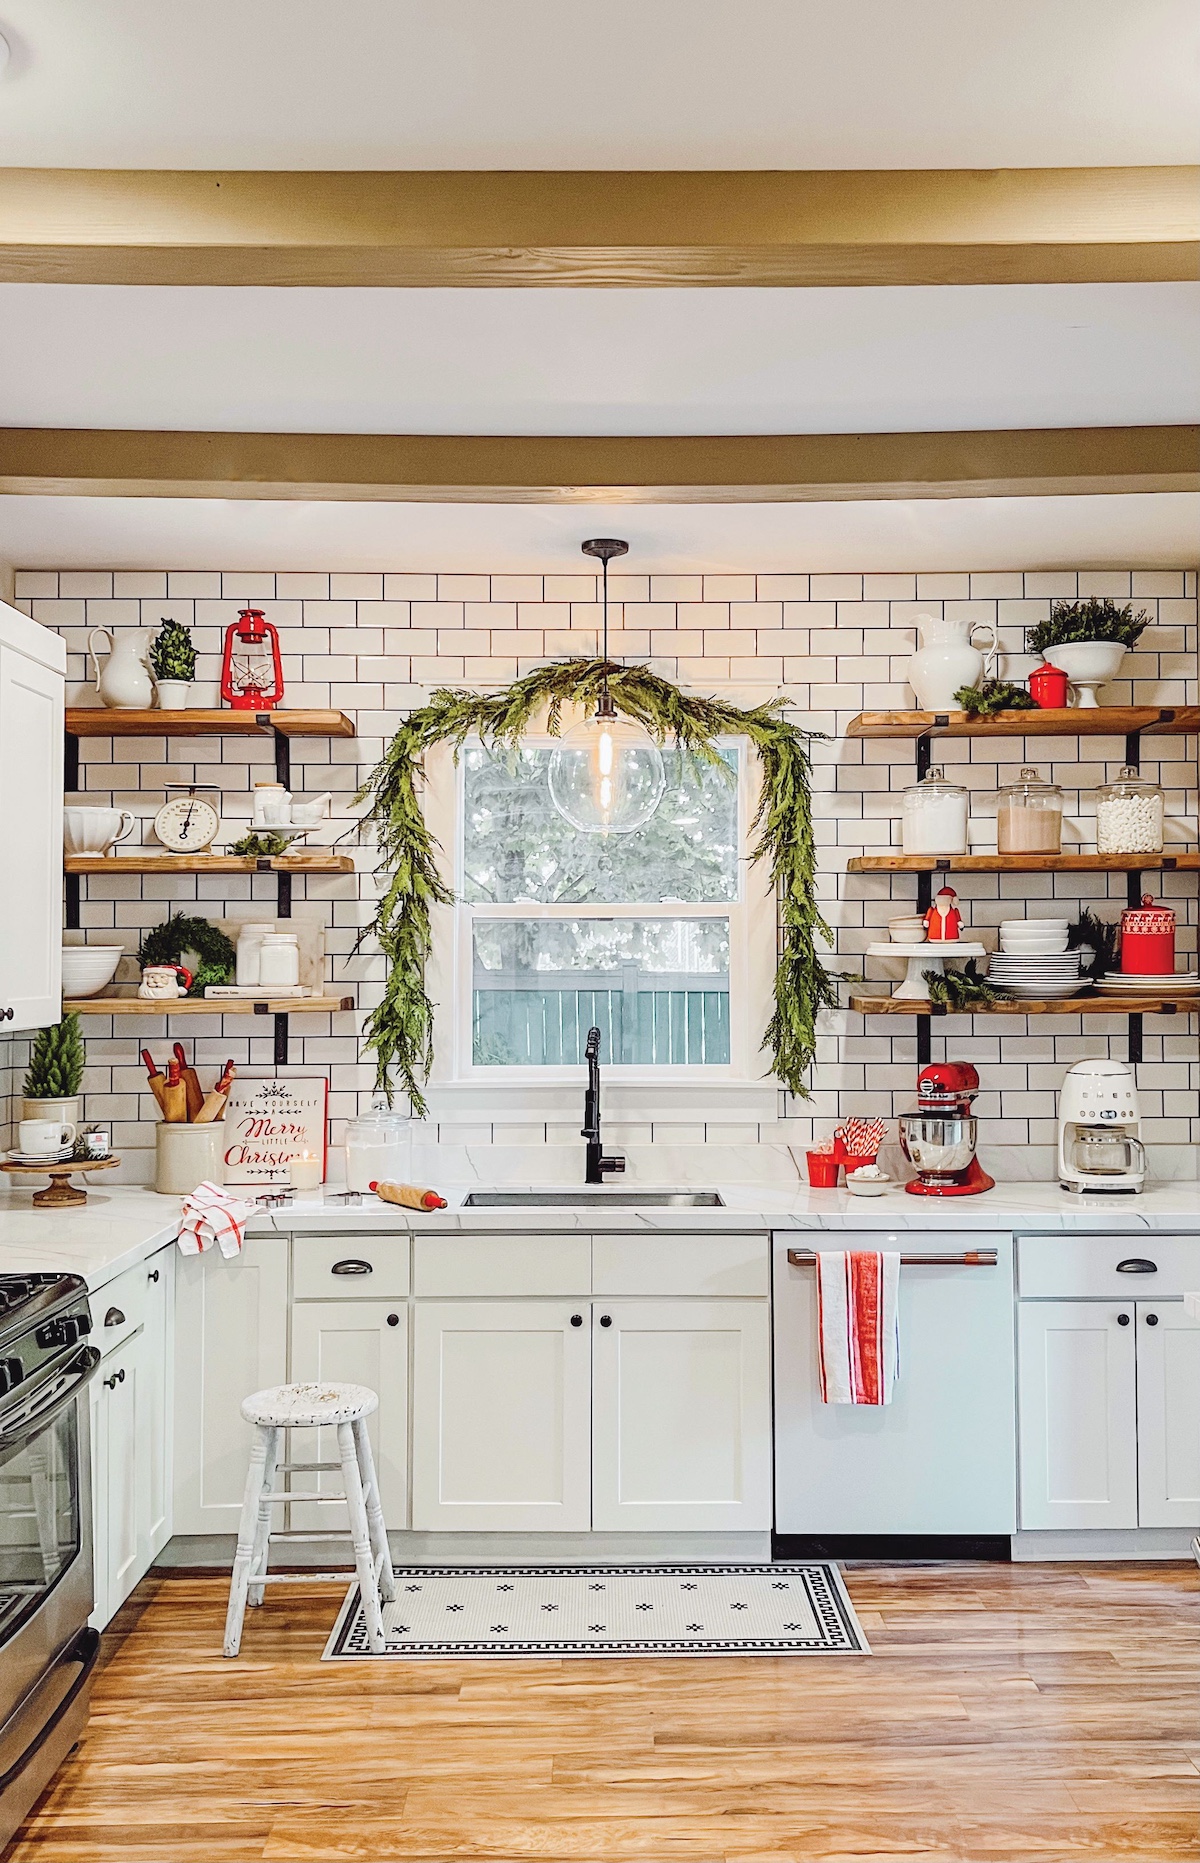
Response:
[1095, 971, 1200, 996]
[997, 919, 1070, 956]
[988, 950, 1086, 999]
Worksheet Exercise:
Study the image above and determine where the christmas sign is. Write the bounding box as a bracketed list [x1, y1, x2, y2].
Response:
[221, 1077, 328, 1184]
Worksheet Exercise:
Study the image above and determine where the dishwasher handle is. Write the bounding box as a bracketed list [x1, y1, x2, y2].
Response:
[787, 1248, 998, 1268]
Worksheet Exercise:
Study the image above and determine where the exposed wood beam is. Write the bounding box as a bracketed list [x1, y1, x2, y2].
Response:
[0, 168, 1195, 288]
[0, 427, 1194, 504]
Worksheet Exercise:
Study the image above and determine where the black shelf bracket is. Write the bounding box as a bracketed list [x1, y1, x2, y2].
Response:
[253, 1001, 291, 1064]
[914, 731, 935, 781]
[64, 871, 80, 932]
[1123, 731, 1141, 770]
[1127, 868, 1144, 909]
[915, 870, 934, 914]
[1127, 1013, 1143, 1066]
[64, 729, 79, 793]
[254, 856, 292, 918]
[916, 1014, 931, 1067]
[270, 722, 291, 787]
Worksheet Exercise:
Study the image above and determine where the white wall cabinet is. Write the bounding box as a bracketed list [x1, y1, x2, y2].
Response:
[0, 603, 65, 1030]
[1135, 1304, 1200, 1528]
[592, 1300, 771, 1532]
[289, 1299, 409, 1529]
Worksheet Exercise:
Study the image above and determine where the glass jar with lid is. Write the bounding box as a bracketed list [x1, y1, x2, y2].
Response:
[901, 767, 969, 856]
[345, 1100, 414, 1193]
[996, 767, 1063, 855]
[1094, 766, 1165, 855]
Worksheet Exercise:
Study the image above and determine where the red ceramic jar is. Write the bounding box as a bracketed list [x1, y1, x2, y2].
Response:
[1120, 895, 1176, 976]
[805, 1151, 841, 1188]
[1029, 662, 1069, 709]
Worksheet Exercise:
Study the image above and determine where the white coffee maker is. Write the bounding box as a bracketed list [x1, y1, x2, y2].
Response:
[1058, 1058, 1146, 1194]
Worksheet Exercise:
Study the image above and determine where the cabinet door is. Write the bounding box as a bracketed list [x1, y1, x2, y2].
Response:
[1136, 1303, 1200, 1529]
[0, 635, 63, 1028]
[1018, 1302, 1137, 1530]
[90, 1331, 145, 1628]
[592, 1300, 771, 1532]
[172, 1237, 289, 1536]
[289, 1301, 408, 1530]
[411, 1301, 590, 1531]
[141, 1251, 173, 1559]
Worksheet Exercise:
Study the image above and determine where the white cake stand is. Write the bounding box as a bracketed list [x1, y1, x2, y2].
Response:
[866, 941, 988, 1002]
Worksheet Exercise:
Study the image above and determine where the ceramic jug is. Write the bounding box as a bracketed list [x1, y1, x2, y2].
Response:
[88, 627, 156, 709]
[906, 613, 997, 711]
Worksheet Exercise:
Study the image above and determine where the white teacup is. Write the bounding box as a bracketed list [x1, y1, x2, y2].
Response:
[64, 806, 136, 855]
[18, 1118, 77, 1158]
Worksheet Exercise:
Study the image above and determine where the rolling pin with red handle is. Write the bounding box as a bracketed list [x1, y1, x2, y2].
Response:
[195, 1059, 236, 1124]
[370, 1181, 448, 1211]
[174, 1042, 205, 1121]
[141, 1048, 167, 1114]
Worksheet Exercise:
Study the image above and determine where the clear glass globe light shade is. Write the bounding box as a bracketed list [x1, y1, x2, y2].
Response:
[547, 714, 666, 835]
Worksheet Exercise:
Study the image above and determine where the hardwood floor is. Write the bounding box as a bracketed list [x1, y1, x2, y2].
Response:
[11, 1562, 1198, 1863]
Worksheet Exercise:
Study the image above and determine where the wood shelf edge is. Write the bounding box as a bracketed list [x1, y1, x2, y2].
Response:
[64, 995, 356, 1015]
[846, 706, 1200, 740]
[846, 852, 1200, 874]
[64, 853, 356, 874]
[848, 993, 1197, 1017]
[64, 707, 356, 739]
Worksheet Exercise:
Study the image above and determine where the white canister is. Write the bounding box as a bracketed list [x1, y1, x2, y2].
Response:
[345, 1103, 414, 1193]
[155, 1120, 224, 1195]
[236, 922, 276, 987]
[906, 613, 997, 711]
[253, 783, 292, 827]
[258, 932, 300, 987]
[901, 768, 970, 855]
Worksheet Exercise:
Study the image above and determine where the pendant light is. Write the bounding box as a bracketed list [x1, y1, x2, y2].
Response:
[547, 540, 666, 835]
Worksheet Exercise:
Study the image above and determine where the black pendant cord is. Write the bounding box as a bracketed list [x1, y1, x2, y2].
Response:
[582, 537, 628, 724]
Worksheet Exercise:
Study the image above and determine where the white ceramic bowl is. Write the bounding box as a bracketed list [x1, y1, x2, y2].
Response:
[1000, 919, 1068, 934]
[1050, 641, 1127, 708]
[845, 1172, 892, 1197]
[1000, 936, 1070, 955]
[888, 918, 927, 942]
[60, 945, 124, 998]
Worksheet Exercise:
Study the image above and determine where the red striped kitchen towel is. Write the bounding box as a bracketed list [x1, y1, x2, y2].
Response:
[815, 1250, 901, 1405]
[176, 1181, 257, 1260]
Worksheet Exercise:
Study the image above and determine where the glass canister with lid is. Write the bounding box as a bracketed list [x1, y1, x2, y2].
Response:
[1094, 766, 1165, 855]
[345, 1099, 414, 1192]
[901, 767, 969, 856]
[996, 767, 1063, 855]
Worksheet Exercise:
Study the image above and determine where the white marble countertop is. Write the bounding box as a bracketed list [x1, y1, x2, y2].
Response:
[1, 1174, 1196, 1291]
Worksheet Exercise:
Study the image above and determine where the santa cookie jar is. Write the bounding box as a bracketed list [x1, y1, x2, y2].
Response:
[923, 886, 963, 942]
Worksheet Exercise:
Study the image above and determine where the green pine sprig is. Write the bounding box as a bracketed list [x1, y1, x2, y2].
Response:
[24, 1013, 86, 1099]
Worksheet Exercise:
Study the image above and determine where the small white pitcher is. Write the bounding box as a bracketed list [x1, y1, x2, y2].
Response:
[88, 627, 156, 709]
[906, 613, 997, 711]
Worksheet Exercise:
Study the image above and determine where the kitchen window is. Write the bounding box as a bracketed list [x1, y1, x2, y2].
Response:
[427, 739, 774, 1087]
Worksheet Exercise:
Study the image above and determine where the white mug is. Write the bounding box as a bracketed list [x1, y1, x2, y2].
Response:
[138, 965, 187, 1001]
[63, 806, 137, 855]
[18, 1119, 77, 1157]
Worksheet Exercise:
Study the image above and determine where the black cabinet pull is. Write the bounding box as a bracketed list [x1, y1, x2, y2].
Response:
[1116, 1258, 1157, 1274]
[1145, 1312, 1160, 1327]
[103, 1367, 125, 1389]
[599, 1314, 612, 1328]
[1117, 1313, 1131, 1326]
[331, 1259, 373, 1276]
[386, 1312, 401, 1327]
[147, 1268, 160, 1284]
[570, 1314, 583, 1327]
[104, 1307, 125, 1327]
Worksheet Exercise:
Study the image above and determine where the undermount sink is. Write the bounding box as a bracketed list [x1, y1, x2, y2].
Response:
[460, 1189, 725, 1209]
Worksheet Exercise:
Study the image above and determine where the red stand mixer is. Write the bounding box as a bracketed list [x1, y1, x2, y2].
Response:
[898, 1062, 995, 1197]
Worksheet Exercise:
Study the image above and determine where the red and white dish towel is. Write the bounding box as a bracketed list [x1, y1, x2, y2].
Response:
[176, 1181, 257, 1259]
[815, 1250, 901, 1405]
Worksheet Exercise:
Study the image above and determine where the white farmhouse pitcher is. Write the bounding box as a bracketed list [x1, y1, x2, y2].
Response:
[906, 613, 997, 711]
[88, 627, 156, 709]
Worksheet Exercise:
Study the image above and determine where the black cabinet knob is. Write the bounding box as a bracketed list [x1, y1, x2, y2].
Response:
[600, 1314, 612, 1328]
[1117, 1313, 1131, 1326]
[103, 1367, 126, 1389]
[570, 1314, 583, 1327]
[148, 1268, 160, 1284]
[386, 1312, 400, 1327]
[1145, 1312, 1159, 1327]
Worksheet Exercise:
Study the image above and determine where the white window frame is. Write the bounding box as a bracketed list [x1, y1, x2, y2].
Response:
[421, 736, 777, 1115]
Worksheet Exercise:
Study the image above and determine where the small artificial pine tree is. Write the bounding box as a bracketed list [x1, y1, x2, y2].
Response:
[149, 617, 197, 683]
[23, 1013, 86, 1100]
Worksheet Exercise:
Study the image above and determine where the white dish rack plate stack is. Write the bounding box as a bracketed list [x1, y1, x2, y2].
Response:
[988, 920, 1086, 999]
[1095, 971, 1200, 996]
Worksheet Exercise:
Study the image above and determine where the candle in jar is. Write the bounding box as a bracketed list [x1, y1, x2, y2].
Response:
[289, 1151, 322, 1190]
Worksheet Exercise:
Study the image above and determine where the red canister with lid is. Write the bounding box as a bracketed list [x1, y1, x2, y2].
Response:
[1120, 894, 1176, 976]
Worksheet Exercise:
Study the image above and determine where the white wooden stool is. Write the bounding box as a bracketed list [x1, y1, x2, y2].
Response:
[223, 1382, 396, 1657]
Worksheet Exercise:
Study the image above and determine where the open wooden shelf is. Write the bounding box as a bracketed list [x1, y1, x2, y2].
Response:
[65, 707, 355, 739]
[846, 706, 1200, 741]
[847, 852, 1200, 875]
[65, 852, 355, 876]
[849, 993, 1198, 1018]
[64, 995, 355, 1016]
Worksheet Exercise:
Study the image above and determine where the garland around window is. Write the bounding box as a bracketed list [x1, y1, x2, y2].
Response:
[355, 657, 835, 1114]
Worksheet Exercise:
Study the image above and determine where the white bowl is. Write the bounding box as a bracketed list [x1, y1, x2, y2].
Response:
[845, 1173, 892, 1197]
[1000, 938, 1070, 955]
[888, 918, 926, 943]
[999, 920, 1068, 935]
[1050, 641, 1127, 708]
[60, 945, 124, 998]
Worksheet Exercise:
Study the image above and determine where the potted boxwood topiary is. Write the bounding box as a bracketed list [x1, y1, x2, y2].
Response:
[1026, 598, 1149, 709]
[150, 617, 197, 710]
[22, 1012, 86, 1125]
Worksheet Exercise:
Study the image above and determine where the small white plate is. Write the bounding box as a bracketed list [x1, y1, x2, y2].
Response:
[6, 1148, 73, 1165]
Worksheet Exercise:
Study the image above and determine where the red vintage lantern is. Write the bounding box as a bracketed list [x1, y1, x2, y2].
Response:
[220, 608, 285, 710]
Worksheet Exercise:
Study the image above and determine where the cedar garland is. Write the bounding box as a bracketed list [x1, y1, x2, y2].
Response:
[355, 658, 834, 1114]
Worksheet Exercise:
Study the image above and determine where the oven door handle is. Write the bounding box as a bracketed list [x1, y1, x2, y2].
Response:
[0, 1627, 100, 1795]
[0, 1345, 100, 1453]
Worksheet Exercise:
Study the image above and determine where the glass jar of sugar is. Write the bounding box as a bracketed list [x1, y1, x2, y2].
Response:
[1094, 766, 1165, 855]
[996, 767, 1063, 855]
[901, 767, 969, 855]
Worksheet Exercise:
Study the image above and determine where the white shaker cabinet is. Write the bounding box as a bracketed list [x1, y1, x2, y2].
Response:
[289, 1299, 409, 1529]
[591, 1300, 771, 1532]
[411, 1300, 592, 1531]
[1135, 1303, 1200, 1528]
[1017, 1301, 1138, 1531]
[172, 1237, 289, 1536]
[0, 602, 65, 1030]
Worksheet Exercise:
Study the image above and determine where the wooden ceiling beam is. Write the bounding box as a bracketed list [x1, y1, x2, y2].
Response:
[1, 426, 1194, 504]
[0, 167, 1194, 288]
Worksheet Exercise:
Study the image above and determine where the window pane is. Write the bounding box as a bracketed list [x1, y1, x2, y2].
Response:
[472, 917, 730, 1066]
[462, 746, 738, 905]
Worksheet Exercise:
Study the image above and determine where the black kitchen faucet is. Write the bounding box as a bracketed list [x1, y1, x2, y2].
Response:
[582, 1026, 625, 1185]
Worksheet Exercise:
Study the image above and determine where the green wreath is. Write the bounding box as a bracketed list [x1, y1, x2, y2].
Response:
[138, 913, 237, 997]
[355, 656, 836, 1114]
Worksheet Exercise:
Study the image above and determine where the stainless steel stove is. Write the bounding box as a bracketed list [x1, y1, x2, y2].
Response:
[0, 1272, 100, 1851]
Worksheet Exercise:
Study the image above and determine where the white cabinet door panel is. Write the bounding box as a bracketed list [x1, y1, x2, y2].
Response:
[1136, 1303, 1200, 1529]
[289, 1300, 409, 1530]
[592, 1300, 771, 1532]
[0, 630, 63, 1028]
[1018, 1302, 1138, 1530]
[411, 1301, 590, 1531]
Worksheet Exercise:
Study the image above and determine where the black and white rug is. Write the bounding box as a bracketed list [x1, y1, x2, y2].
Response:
[322, 1562, 869, 1660]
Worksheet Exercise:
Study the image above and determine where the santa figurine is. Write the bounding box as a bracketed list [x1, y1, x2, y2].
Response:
[923, 885, 963, 942]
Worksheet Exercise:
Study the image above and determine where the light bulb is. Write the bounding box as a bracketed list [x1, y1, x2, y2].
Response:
[548, 709, 666, 835]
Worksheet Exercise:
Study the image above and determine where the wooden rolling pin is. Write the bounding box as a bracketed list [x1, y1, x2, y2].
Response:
[195, 1058, 236, 1124]
[370, 1180, 448, 1211]
[161, 1057, 188, 1124]
[174, 1042, 204, 1121]
[141, 1048, 167, 1115]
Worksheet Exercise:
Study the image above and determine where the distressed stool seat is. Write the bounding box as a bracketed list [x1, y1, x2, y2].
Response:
[222, 1381, 395, 1657]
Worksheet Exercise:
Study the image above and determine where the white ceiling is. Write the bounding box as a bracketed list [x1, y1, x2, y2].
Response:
[0, 0, 1196, 169]
[1, 282, 1196, 435]
[2, 491, 1196, 573]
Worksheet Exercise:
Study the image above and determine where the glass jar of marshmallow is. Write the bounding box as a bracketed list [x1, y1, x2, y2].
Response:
[1094, 766, 1165, 855]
